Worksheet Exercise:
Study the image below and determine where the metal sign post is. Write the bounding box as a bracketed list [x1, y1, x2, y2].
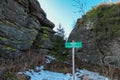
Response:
[72, 40, 75, 80]
[65, 40, 82, 80]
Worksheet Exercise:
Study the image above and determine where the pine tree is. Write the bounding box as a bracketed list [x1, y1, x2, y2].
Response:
[55, 23, 65, 38]
[51, 24, 69, 61]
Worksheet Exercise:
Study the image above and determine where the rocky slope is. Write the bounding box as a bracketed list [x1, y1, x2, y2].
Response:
[69, 3, 120, 69]
[0, 0, 56, 79]
[0, 0, 55, 59]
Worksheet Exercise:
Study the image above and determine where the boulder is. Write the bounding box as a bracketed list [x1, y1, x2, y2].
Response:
[0, 0, 55, 58]
[68, 4, 120, 69]
[32, 27, 55, 50]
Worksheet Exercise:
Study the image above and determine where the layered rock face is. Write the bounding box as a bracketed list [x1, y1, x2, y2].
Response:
[0, 0, 55, 58]
[69, 4, 120, 69]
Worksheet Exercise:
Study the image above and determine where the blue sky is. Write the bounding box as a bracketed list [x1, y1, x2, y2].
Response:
[38, 0, 115, 37]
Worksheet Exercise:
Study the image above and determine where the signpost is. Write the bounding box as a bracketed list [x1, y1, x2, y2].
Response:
[65, 42, 82, 48]
[65, 41, 82, 80]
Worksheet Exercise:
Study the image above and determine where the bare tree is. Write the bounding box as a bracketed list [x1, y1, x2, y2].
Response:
[73, 0, 86, 15]
[110, 0, 112, 3]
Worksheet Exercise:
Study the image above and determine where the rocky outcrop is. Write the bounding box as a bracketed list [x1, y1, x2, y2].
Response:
[0, 0, 55, 58]
[69, 4, 120, 69]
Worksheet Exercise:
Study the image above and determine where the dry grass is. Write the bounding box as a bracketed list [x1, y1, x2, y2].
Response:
[74, 57, 120, 79]
[44, 60, 72, 73]
[0, 50, 46, 79]
[1, 50, 120, 79]
[1, 51, 45, 72]
[102, 65, 115, 79]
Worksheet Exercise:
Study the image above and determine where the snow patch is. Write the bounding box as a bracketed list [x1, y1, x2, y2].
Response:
[45, 55, 56, 64]
[19, 66, 110, 80]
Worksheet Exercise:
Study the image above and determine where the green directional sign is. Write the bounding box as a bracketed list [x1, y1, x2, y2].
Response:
[65, 42, 82, 48]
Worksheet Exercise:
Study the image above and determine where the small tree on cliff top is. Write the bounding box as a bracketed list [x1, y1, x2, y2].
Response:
[55, 23, 65, 38]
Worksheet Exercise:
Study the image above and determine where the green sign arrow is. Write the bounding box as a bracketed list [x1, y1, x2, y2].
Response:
[65, 42, 82, 48]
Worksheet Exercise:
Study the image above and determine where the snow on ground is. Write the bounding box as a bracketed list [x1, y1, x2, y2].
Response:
[45, 55, 56, 64]
[18, 66, 110, 80]
[18, 55, 110, 80]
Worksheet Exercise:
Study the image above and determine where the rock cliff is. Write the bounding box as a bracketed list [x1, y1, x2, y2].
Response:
[69, 4, 120, 69]
[0, 0, 55, 58]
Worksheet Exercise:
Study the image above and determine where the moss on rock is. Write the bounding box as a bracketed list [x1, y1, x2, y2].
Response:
[0, 21, 3, 25]
[3, 72, 17, 80]
[86, 3, 120, 40]
[0, 36, 8, 41]
[6, 21, 16, 27]
[0, 44, 17, 51]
